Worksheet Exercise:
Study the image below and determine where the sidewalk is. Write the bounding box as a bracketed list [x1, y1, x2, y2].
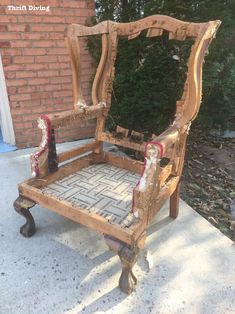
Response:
[0, 141, 234, 314]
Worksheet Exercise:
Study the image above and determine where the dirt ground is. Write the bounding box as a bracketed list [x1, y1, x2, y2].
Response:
[181, 124, 235, 240]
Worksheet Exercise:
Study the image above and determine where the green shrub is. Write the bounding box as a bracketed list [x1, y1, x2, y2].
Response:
[89, 0, 235, 132]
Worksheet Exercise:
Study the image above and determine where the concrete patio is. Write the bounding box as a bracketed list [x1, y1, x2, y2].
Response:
[0, 140, 234, 314]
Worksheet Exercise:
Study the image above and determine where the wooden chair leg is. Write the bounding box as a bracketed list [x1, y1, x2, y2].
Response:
[104, 234, 145, 294]
[14, 196, 36, 237]
[118, 245, 139, 294]
[170, 182, 181, 218]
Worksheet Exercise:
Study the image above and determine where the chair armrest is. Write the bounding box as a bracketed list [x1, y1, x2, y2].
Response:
[47, 103, 106, 128]
[132, 126, 179, 220]
[151, 125, 179, 157]
[30, 103, 106, 178]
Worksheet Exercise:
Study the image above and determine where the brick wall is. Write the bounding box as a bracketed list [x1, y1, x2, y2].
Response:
[0, 0, 96, 148]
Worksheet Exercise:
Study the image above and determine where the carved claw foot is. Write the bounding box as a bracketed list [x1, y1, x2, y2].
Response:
[118, 246, 139, 294]
[14, 196, 36, 237]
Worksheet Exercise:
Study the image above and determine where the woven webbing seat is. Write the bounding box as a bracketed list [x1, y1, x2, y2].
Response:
[42, 164, 140, 226]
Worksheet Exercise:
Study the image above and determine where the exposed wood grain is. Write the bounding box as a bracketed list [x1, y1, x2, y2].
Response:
[98, 132, 146, 152]
[22, 154, 94, 189]
[57, 141, 100, 163]
[19, 183, 135, 245]
[159, 163, 173, 187]
[104, 151, 143, 174]
[47, 104, 104, 128]
[170, 182, 181, 218]
[91, 34, 108, 105]
[65, 37, 85, 108]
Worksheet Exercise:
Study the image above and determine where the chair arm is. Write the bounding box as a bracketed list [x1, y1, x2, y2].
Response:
[151, 125, 179, 157]
[47, 103, 106, 129]
[132, 126, 179, 219]
[30, 103, 106, 178]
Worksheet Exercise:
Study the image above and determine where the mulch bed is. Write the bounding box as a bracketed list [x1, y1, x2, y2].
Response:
[181, 124, 235, 240]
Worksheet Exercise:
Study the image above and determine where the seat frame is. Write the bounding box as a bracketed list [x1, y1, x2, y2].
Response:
[14, 15, 220, 294]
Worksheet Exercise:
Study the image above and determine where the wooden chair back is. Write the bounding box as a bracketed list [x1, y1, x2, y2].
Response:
[66, 15, 221, 149]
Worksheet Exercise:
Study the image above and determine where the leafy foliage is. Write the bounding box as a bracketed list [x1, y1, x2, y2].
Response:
[90, 0, 235, 132]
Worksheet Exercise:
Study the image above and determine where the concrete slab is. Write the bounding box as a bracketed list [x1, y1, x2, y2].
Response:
[0, 141, 235, 314]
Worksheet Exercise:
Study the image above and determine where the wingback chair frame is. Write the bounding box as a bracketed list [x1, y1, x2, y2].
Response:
[14, 15, 221, 294]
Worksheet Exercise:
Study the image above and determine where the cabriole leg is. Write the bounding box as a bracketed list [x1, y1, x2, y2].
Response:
[170, 182, 181, 218]
[104, 234, 145, 294]
[118, 245, 139, 294]
[14, 196, 36, 237]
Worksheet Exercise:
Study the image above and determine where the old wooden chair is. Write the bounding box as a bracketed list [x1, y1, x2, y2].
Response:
[14, 15, 220, 294]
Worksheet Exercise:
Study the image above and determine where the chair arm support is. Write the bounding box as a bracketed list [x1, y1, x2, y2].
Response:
[30, 115, 55, 178]
[30, 103, 107, 178]
[131, 126, 180, 219]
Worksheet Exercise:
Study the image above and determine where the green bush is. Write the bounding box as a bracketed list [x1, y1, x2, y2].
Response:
[90, 0, 235, 133]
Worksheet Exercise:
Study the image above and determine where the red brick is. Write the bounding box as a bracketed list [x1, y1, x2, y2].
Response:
[22, 48, 47, 55]
[49, 33, 64, 39]
[36, 40, 57, 47]
[7, 24, 30, 32]
[21, 33, 47, 40]
[10, 94, 31, 101]
[7, 79, 27, 87]
[0, 6, 6, 14]
[11, 41, 32, 48]
[0, 33, 21, 40]
[53, 25, 67, 32]
[52, 8, 84, 16]
[18, 16, 42, 23]
[31, 92, 51, 100]
[2, 56, 12, 66]
[17, 99, 41, 107]
[16, 71, 37, 78]
[46, 48, 67, 55]
[0, 16, 17, 23]
[86, 1, 96, 9]
[42, 16, 65, 24]
[55, 40, 66, 47]
[0, 41, 11, 48]
[50, 76, 71, 84]
[60, 0, 86, 8]
[37, 70, 59, 77]
[14, 56, 34, 63]
[58, 56, 70, 62]
[56, 83, 71, 90]
[25, 63, 49, 70]
[64, 16, 87, 24]
[5, 72, 16, 79]
[7, 86, 17, 94]
[59, 69, 72, 76]
[0, 25, 7, 31]
[27, 78, 50, 85]
[17, 85, 40, 93]
[1, 48, 21, 56]
[49, 62, 69, 69]
[35, 55, 57, 63]
[53, 90, 72, 97]
[15, 122, 33, 129]
[30, 24, 55, 32]
[38, 84, 62, 92]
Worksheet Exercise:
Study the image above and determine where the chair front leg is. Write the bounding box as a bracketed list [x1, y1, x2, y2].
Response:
[14, 196, 36, 237]
[118, 245, 139, 294]
[170, 182, 181, 218]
